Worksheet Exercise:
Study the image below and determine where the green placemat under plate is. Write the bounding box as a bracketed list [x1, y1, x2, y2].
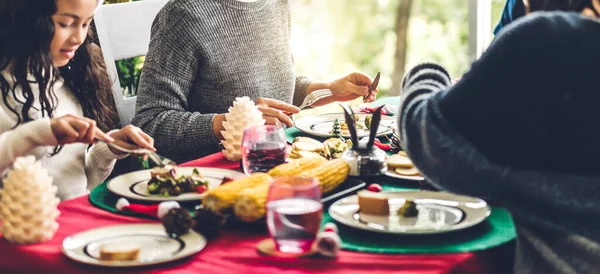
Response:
[91, 181, 516, 254]
[89, 182, 199, 219]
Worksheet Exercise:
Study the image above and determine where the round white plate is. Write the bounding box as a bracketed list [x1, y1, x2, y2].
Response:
[294, 113, 396, 138]
[329, 191, 490, 235]
[107, 167, 246, 202]
[62, 223, 206, 267]
[384, 171, 425, 181]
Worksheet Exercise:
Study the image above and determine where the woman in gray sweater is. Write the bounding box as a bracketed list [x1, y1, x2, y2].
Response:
[132, 0, 377, 163]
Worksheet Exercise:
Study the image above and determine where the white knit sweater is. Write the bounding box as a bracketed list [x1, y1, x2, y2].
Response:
[0, 72, 126, 201]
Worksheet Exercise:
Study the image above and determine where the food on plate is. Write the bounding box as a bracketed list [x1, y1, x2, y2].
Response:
[322, 138, 349, 159]
[289, 137, 326, 160]
[147, 166, 209, 196]
[397, 200, 419, 217]
[203, 172, 272, 213]
[386, 152, 422, 177]
[357, 190, 390, 215]
[268, 157, 327, 177]
[99, 243, 140, 261]
[364, 115, 372, 129]
[162, 208, 193, 237]
[386, 154, 413, 168]
[221, 176, 234, 185]
[395, 166, 420, 176]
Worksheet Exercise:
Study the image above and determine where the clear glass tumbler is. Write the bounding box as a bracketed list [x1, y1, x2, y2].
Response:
[241, 125, 287, 175]
[266, 177, 323, 254]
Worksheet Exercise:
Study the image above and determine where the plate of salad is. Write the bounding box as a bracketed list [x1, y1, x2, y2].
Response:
[107, 166, 246, 202]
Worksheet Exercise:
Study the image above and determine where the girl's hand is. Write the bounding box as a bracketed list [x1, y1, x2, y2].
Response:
[108, 125, 156, 155]
[50, 114, 114, 145]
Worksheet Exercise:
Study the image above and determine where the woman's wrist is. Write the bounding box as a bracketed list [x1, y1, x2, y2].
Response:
[212, 113, 226, 141]
[306, 82, 331, 95]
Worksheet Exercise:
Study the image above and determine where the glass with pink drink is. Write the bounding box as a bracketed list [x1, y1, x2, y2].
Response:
[266, 177, 323, 253]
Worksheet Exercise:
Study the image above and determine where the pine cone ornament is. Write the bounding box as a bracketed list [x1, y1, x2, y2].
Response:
[161, 208, 193, 237]
[0, 156, 60, 244]
[193, 207, 225, 239]
[221, 97, 265, 161]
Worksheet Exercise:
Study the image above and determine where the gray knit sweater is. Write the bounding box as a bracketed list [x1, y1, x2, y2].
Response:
[399, 13, 600, 274]
[132, 0, 310, 163]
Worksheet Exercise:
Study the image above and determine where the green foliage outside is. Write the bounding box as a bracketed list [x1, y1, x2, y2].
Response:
[107, 0, 507, 98]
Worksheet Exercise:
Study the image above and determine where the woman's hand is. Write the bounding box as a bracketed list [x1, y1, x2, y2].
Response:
[256, 98, 300, 127]
[311, 72, 379, 107]
[108, 125, 156, 155]
[50, 114, 114, 145]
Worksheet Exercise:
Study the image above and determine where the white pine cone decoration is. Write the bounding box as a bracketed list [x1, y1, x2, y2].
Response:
[0, 156, 60, 244]
[221, 97, 265, 161]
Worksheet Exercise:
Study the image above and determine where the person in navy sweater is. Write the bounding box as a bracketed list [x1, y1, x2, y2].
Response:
[398, 0, 600, 273]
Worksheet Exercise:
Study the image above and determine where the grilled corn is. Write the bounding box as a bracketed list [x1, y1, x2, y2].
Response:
[203, 172, 272, 213]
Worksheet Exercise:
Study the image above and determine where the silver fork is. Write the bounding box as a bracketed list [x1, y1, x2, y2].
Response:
[298, 89, 333, 110]
[95, 139, 176, 167]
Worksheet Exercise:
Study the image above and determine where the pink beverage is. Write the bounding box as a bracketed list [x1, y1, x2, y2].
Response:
[266, 198, 323, 253]
[241, 125, 287, 175]
[242, 141, 286, 174]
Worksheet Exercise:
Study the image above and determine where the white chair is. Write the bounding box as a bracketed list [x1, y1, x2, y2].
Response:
[94, 0, 168, 126]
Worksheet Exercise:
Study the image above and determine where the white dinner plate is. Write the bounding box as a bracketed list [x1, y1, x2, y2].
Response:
[329, 191, 490, 235]
[107, 167, 245, 202]
[62, 224, 206, 267]
[384, 171, 425, 181]
[294, 113, 396, 138]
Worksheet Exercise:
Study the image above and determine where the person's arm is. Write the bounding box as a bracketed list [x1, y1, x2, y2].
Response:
[399, 14, 561, 198]
[84, 132, 127, 190]
[0, 116, 57, 175]
[131, 6, 215, 160]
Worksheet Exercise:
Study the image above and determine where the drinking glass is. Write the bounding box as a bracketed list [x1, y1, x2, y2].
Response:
[241, 125, 287, 175]
[266, 177, 323, 254]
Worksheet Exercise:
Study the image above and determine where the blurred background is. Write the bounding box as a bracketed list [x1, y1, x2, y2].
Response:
[104, 0, 506, 99]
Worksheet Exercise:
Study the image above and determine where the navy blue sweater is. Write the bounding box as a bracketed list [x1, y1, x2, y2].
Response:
[399, 12, 600, 274]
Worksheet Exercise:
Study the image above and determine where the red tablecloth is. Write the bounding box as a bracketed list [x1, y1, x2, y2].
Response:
[0, 153, 514, 274]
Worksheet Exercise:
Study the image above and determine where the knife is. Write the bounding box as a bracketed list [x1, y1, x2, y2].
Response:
[364, 72, 380, 102]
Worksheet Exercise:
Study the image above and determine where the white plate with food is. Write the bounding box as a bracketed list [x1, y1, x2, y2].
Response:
[294, 113, 396, 138]
[107, 166, 246, 202]
[329, 191, 490, 235]
[385, 152, 425, 181]
[62, 223, 206, 267]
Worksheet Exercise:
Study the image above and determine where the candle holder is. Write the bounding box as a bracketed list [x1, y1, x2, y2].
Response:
[339, 103, 388, 176]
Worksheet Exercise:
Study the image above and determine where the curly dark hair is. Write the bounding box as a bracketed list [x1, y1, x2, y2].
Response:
[0, 0, 120, 133]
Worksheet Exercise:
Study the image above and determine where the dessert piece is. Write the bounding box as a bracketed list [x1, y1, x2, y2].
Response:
[99, 243, 140, 261]
[357, 190, 390, 215]
[397, 200, 419, 217]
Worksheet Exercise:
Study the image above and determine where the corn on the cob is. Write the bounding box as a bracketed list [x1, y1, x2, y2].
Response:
[268, 157, 327, 177]
[203, 173, 272, 213]
[233, 183, 271, 222]
[297, 159, 349, 194]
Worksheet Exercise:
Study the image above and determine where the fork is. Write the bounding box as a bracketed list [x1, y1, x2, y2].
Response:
[298, 89, 333, 110]
[95, 138, 176, 167]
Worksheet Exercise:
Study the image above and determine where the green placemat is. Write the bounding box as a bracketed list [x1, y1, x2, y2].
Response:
[90, 182, 516, 254]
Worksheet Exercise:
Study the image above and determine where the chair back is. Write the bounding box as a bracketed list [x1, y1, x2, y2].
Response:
[95, 0, 168, 126]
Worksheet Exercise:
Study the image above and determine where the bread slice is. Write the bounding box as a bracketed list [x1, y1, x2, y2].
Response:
[357, 190, 390, 215]
[99, 243, 140, 261]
